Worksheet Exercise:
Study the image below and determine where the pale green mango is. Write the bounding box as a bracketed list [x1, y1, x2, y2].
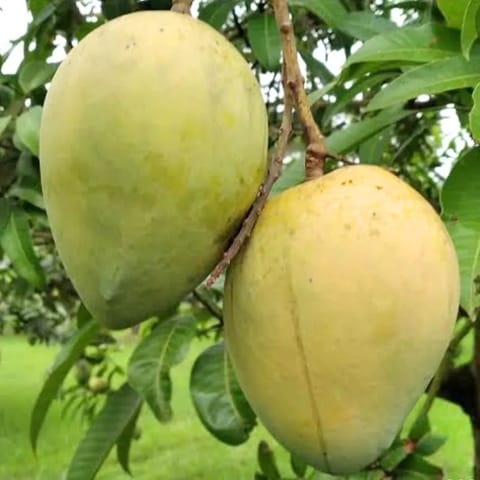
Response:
[224, 165, 459, 474]
[40, 11, 268, 329]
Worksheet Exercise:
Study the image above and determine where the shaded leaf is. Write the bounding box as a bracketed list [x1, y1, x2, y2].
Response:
[30, 317, 99, 453]
[258, 441, 281, 480]
[358, 125, 394, 165]
[66, 383, 142, 480]
[290, 452, 308, 477]
[16, 106, 42, 156]
[469, 83, 480, 141]
[10, 186, 45, 210]
[441, 148, 480, 319]
[461, 0, 480, 59]
[0, 115, 11, 137]
[326, 107, 413, 154]
[1, 208, 45, 289]
[396, 455, 444, 480]
[289, 0, 347, 28]
[247, 13, 281, 71]
[199, 0, 238, 30]
[271, 155, 305, 195]
[335, 11, 395, 41]
[415, 434, 447, 456]
[409, 411, 431, 441]
[116, 402, 142, 475]
[438, 0, 470, 29]
[128, 314, 196, 422]
[18, 60, 57, 93]
[190, 342, 256, 445]
[367, 55, 480, 111]
[347, 24, 460, 65]
[379, 444, 410, 471]
[299, 47, 335, 84]
[0, 199, 11, 235]
[101, 0, 134, 19]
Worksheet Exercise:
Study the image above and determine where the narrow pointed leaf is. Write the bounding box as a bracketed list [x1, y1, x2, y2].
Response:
[441, 148, 480, 319]
[1, 208, 45, 289]
[272, 156, 305, 195]
[0, 199, 11, 236]
[461, 0, 480, 59]
[199, 0, 238, 30]
[347, 24, 460, 66]
[16, 106, 42, 156]
[326, 107, 413, 154]
[30, 317, 99, 453]
[0, 115, 11, 137]
[128, 314, 196, 422]
[258, 441, 281, 480]
[438, 0, 470, 29]
[299, 47, 334, 84]
[288, 0, 347, 28]
[409, 411, 431, 441]
[19, 60, 57, 93]
[66, 383, 142, 480]
[290, 452, 308, 477]
[367, 55, 480, 111]
[247, 13, 281, 71]
[116, 402, 142, 475]
[415, 434, 447, 456]
[396, 454, 444, 479]
[190, 342, 256, 445]
[335, 12, 395, 41]
[469, 83, 480, 141]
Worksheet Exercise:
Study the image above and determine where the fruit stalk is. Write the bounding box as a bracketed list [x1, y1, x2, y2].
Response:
[171, 0, 193, 14]
[207, 79, 294, 285]
[272, 0, 327, 180]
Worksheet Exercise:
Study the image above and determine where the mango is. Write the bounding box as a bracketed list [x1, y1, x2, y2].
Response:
[40, 11, 268, 329]
[224, 165, 459, 474]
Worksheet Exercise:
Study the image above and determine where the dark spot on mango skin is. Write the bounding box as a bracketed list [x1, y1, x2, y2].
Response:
[376, 185, 383, 190]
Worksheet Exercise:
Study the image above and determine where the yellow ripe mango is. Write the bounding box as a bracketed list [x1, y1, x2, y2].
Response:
[224, 165, 460, 474]
[40, 11, 268, 329]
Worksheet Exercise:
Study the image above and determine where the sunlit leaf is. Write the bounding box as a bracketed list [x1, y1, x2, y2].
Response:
[18, 60, 57, 93]
[438, 0, 470, 29]
[469, 82, 480, 141]
[30, 317, 99, 453]
[16, 106, 42, 156]
[247, 13, 281, 71]
[199, 0, 239, 30]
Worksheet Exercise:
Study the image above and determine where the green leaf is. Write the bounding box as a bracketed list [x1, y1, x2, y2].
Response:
[272, 156, 305, 195]
[461, 0, 480, 59]
[358, 125, 394, 165]
[101, 0, 134, 19]
[326, 107, 413, 154]
[190, 342, 256, 445]
[66, 383, 142, 480]
[367, 55, 480, 111]
[346, 24, 460, 65]
[30, 317, 99, 453]
[469, 83, 480, 141]
[258, 441, 281, 480]
[307, 81, 337, 106]
[409, 411, 431, 440]
[379, 444, 410, 471]
[18, 60, 57, 93]
[395, 455, 444, 480]
[415, 434, 447, 456]
[299, 47, 335, 84]
[1, 208, 45, 289]
[290, 452, 308, 477]
[442, 149, 480, 319]
[247, 13, 281, 71]
[199, 0, 238, 30]
[288, 0, 347, 28]
[10, 186, 45, 210]
[335, 12, 395, 41]
[16, 106, 42, 156]
[322, 72, 393, 127]
[0, 115, 11, 137]
[128, 314, 196, 422]
[116, 402, 142, 475]
[0, 199, 11, 235]
[438, 0, 470, 29]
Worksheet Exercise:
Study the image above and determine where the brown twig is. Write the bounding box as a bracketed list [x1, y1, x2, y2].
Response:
[171, 0, 193, 14]
[272, 0, 327, 180]
[207, 79, 294, 286]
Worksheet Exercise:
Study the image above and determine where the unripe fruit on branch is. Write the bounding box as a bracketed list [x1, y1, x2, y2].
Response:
[224, 165, 460, 474]
[40, 11, 268, 329]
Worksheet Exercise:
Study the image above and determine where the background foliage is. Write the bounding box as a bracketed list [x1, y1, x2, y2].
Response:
[1, 0, 480, 479]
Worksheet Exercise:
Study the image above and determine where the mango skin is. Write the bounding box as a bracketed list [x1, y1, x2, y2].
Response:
[224, 165, 460, 474]
[39, 11, 268, 329]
